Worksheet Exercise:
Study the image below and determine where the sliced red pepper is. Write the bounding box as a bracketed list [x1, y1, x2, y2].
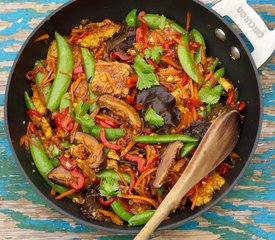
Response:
[126, 75, 138, 88]
[99, 128, 121, 150]
[69, 169, 85, 190]
[226, 90, 235, 105]
[182, 71, 189, 86]
[136, 11, 148, 47]
[146, 58, 159, 70]
[162, 39, 176, 50]
[218, 163, 228, 176]
[99, 196, 116, 206]
[112, 52, 134, 63]
[96, 119, 113, 128]
[126, 88, 138, 105]
[27, 109, 42, 118]
[73, 66, 84, 75]
[209, 75, 217, 87]
[128, 170, 137, 193]
[54, 107, 74, 132]
[117, 197, 131, 212]
[189, 41, 201, 51]
[134, 103, 143, 111]
[59, 155, 77, 171]
[185, 187, 195, 197]
[186, 98, 202, 109]
[238, 101, 246, 112]
[124, 153, 146, 173]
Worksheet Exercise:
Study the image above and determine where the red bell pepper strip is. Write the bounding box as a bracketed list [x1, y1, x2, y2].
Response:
[69, 169, 85, 190]
[238, 101, 246, 112]
[146, 58, 159, 70]
[59, 155, 77, 171]
[126, 75, 138, 88]
[99, 128, 121, 150]
[189, 41, 201, 51]
[136, 11, 148, 48]
[73, 66, 84, 75]
[112, 52, 134, 63]
[134, 103, 143, 111]
[128, 170, 137, 193]
[126, 88, 138, 105]
[117, 197, 131, 212]
[27, 109, 42, 118]
[54, 107, 74, 132]
[99, 196, 116, 206]
[124, 153, 146, 172]
[181, 71, 189, 86]
[226, 90, 235, 105]
[185, 187, 195, 197]
[218, 163, 228, 176]
[145, 145, 159, 170]
[186, 98, 202, 109]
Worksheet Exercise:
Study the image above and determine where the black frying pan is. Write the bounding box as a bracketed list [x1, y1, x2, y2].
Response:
[4, 0, 266, 233]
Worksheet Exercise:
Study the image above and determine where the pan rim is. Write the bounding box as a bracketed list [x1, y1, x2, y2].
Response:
[4, 0, 263, 234]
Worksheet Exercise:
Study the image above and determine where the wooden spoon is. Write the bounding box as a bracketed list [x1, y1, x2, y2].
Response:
[134, 110, 241, 240]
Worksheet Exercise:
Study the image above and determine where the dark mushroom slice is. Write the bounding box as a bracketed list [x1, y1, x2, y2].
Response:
[74, 132, 106, 169]
[81, 189, 111, 222]
[98, 94, 141, 132]
[153, 141, 183, 188]
[47, 165, 73, 188]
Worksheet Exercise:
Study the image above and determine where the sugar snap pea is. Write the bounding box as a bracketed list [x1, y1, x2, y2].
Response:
[34, 60, 50, 102]
[24, 91, 36, 110]
[180, 141, 199, 157]
[59, 92, 72, 113]
[213, 67, 225, 81]
[128, 210, 156, 226]
[191, 29, 205, 64]
[29, 137, 70, 195]
[126, 9, 137, 27]
[90, 126, 125, 140]
[96, 170, 131, 184]
[47, 32, 74, 111]
[81, 47, 98, 112]
[111, 200, 133, 222]
[178, 34, 202, 83]
[207, 58, 220, 72]
[134, 134, 198, 144]
[143, 13, 187, 34]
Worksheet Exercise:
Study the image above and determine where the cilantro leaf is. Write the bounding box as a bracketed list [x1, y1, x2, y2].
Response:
[75, 101, 95, 133]
[99, 178, 121, 198]
[134, 55, 159, 90]
[144, 106, 165, 127]
[198, 84, 223, 105]
[151, 46, 163, 63]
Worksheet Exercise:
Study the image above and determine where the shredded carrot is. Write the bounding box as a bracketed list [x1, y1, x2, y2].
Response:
[34, 33, 49, 43]
[140, 177, 147, 197]
[177, 82, 189, 99]
[104, 71, 115, 91]
[96, 62, 113, 66]
[119, 194, 158, 209]
[191, 184, 199, 210]
[50, 188, 57, 196]
[89, 96, 100, 105]
[96, 209, 123, 225]
[120, 140, 136, 157]
[193, 83, 198, 100]
[191, 106, 198, 122]
[55, 189, 76, 200]
[70, 122, 80, 143]
[189, 79, 194, 98]
[157, 194, 162, 204]
[203, 70, 213, 85]
[160, 55, 182, 70]
[230, 152, 240, 158]
[174, 38, 189, 49]
[185, 11, 192, 31]
[136, 167, 158, 187]
[159, 68, 182, 76]
[114, 169, 128, 187]
[174, 110, 186, 133]
[89, 106, 100, 118]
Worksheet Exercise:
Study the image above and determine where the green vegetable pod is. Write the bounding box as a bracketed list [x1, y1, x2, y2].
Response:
[47, 32, 74, 111]
[29, 137, 70, 195]
[24, 91, 36, 110]
[190, 28, 206, 64]
[143, 14, 187, 34]
[35, 60, 50, 102]
[134, 134, 198, 144]
[180, 141, 199, 157]
[213, 67, 225, 81]
[111, 200, 133, 222]
[177, 34, 202, 83]
[90, 126, 125, 140]
[96, 170, 131, 184]
[126, 9, 137, 27]
[128, 210, 156, 226]
[59, 92, 73, 113]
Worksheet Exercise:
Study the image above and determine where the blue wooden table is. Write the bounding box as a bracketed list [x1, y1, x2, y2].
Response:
[0, 0, 274, 239]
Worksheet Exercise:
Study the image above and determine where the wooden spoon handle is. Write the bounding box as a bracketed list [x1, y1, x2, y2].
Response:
[134, 111, 240, 240]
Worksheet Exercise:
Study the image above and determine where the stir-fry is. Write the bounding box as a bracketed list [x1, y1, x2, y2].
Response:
[22, 10, 245, 226]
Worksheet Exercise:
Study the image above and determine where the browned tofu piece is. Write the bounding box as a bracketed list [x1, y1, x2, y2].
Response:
[91, 61, 133, 97]
[79, 21, 120, 48]
[190, 172, 225, 207]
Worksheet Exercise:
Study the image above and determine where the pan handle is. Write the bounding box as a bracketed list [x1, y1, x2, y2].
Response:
[212, 0, 275, 69]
